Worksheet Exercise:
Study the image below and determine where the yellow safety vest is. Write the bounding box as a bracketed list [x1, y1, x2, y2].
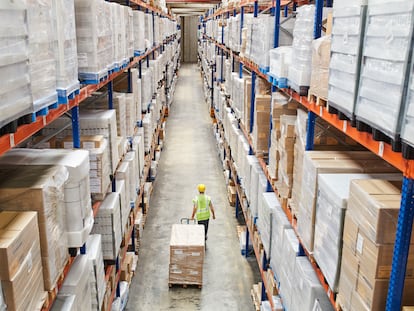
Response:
[193, 194, 211, 221]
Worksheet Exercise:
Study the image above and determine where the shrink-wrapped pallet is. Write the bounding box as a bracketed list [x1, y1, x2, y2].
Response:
[120, 153, 138, 207]
[51, 295, 76, 311]
[249, 164, 266, 218]
[355, 0, 414, 140]
[328, 0, 367, 118]
[74, 0, 112, 82]
[124, 6, 134, 59]
[125, 93, 136, 136]
[44, 109, 119, 174]
[133, 10, 145, 56]
[0, 1, 32, 129]
[338, 179, 414, 311]
[0, 149, 93, 248]
[290, 257, 333, 311]
[297, 151, 397, 252]
[169, 224, 205, 286]
[92, 193, 122, 260]
[27, 0, 58, 111]
[115, 179, 129, 235]
[145, 13, 154, 49]
[269, 205, 291, 276]
[0, 211, 45, 311]
[314, 173, 401, 292]
[86, 235, 106, 311]
[269, 46, 292, 86]
[0, 166, 69, 290]
[288, 5, 315, 95]
[55, 0, 79, 102]
[60, 255, 92, 310]
[309, 35, 331, 100]
[257, 192, 279, 258]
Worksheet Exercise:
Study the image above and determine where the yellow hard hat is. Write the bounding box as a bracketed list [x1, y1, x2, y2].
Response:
[197, 184, 206, 193]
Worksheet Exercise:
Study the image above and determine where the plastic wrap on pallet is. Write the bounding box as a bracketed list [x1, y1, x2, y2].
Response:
[55, 0, 79, 96]
[132, 132, 145, 180]
[51, 294, 76, 311]
[257, 192, 279, 258]
[92, 193, 122, 260]
[290, 257, 331, 311]
[250, 15, 275, 69]
[122, 152, 138, 206]
[141, 67, 154, 109]
[280, 228, 300, 279]
[125, 6, 134, 58]
[0, 166, 69, 291]
[338, 179, 414, 310]
[355, 0, 414, 139]
[269, 205, 291, 277]
[27, 0, 58, 111]
[145, 13, 154, 49]
[402, 43, 414, 149]
[0, 211, 45, 311]
[249, 163, 264, 218]
[244, 155, 259, 203]
[125, 93, 136, 136]
[60, 255, 92, 310]
[269, 46, 292, 82]
[86, 235, 106, 311]
[115, 179, 129, 236]
[75, 0, 113, 81]
[309, 36, 331, 100]
[288, 5, 315, 92]
[297, 151, 398, 252]
[312, 297, 334, 311]
[327, 0, 367, 118]
[314, 173, 401, 292]
[0, 148, 93, 248]
[133, 10, 146, 54]
[0, 1, 33, 129]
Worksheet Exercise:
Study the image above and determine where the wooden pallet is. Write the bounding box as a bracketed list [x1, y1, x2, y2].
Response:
[168, 283, 202, 289]
[308, 93, 327, 107]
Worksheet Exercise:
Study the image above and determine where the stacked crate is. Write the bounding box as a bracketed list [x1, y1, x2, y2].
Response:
[337, 179, 414, 310]
[169, 224, 205, 286]
[355, 0, 414, 142]
[0, 212, 45, 311]
[328, 0, 367, 119]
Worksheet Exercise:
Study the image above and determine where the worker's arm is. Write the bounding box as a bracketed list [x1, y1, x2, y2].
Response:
[190, 204, 197, 220]
[210, 201, 216, 219]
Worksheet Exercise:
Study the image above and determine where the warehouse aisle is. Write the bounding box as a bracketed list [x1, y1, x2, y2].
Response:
[127, 63, 259, 310]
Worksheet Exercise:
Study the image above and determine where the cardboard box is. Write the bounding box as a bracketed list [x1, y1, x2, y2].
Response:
[62, 135, 105, 150]
[0, 212, 39, 280]
[347, 179, 407, 244]
[227, 185, 237, 206]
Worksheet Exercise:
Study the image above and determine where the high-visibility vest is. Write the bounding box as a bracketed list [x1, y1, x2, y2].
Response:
[193, 194, 211, 221]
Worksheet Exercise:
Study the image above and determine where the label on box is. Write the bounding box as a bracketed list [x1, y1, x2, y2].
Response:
[191, 252, 201, 257]
[174, 250, 183, 255]
[356, 233, 364, 255]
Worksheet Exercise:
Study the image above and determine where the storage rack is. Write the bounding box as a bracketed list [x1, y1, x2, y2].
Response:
[0, 1, 180, 310]
[199, 0, 414, 310]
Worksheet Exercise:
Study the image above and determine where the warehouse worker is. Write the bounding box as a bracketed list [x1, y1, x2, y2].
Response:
[191, 184, 216, 240]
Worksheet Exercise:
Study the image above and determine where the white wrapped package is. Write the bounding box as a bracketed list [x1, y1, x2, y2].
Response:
[257, 192, 279, 258]
[110, 2, 124, 68]
[402, 48, 414, 147]
[132, 133, 145, 180]
[269, 46, 292, 81]
[0, 149, 93, 248]
[314, 173, 402, 291]
[355, 0, 414, 138]
[269, 205, 291, 276]
[92, 193, 122, 260]
[86, 234, 106, 311]
[141, 67, 154, 108]
[0, 165, 69, 290]
[290, 257, 330, 311]
[328, 0, 367, 118]
[75, 0, 112, 82]
[125, 93, 136, 136]
[115, 179, 130, 235]
[280, 229, 300, 278]
[51, 295, 76, 311]
[133, 10, 146, 55]
[134, 73, 142, 123]
[27, 0, 58, 111]
[60, 255, 92, 310]
[125, 6, 134, 59]
[145, 13, 154, 49]
[0, 0, 33, 128]
[55, 0, 79, 101]
[123, 152, 138, 205]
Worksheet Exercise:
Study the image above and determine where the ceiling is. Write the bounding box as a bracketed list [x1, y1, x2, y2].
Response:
[166, 0, 219, 17]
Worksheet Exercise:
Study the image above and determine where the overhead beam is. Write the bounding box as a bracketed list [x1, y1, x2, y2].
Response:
[166, 0, 219, 3]
[167, 2, 214, 8]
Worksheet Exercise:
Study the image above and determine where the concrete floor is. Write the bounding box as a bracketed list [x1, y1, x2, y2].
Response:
[126, 63, 260, 311]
